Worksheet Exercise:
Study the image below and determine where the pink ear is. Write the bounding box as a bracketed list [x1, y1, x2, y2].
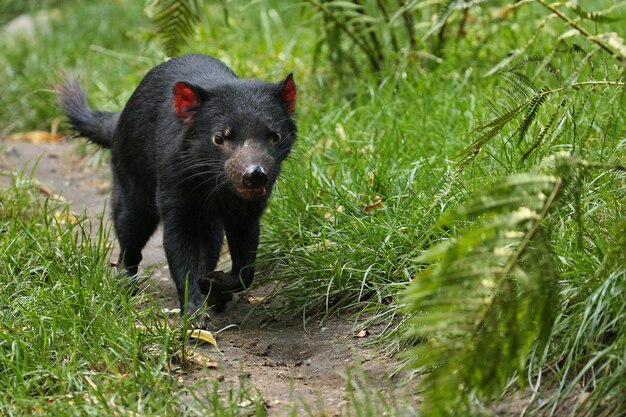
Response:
[173, 82, 201, 122]
[279, 74, 296, 113]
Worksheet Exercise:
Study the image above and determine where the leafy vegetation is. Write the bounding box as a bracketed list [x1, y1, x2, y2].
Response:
[145, 0, 203, 57]
[1, 0, 625, 415]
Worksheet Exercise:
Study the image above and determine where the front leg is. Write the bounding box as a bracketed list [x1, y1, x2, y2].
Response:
[225, 216, 260, 290]
[162, 217, 205, 318]
[198, 216, 260, 301]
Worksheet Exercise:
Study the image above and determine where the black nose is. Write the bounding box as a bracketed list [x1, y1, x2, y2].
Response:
[242, 166, 268, 189]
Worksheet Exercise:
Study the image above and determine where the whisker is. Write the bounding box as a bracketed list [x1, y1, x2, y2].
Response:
[199, 175, 231, 213]
[174, 160, 226, 187]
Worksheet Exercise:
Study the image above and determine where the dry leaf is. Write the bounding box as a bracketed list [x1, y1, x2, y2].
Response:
[5, 130, 63, 144]
[493, 5, 514, 19]
[363, 196, 383, 213]
[335, 123, 347, 141]
[36, 184, 54, 197]
[188, 329, 217, 346]
[53, 210, 78, 225]
[247, 295, 267, 304]
[133, 319, 172, 334]
[356, 329, 370, 338]
[34, 180, 65, 201]
[0, 326, 28, 334]
[84, 375, 98, 390]
[305, 239, 337, 253]
[187, 351, 218, 368]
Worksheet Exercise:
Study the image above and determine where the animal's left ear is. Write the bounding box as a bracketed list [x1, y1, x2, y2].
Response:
[277, 73, 296, 113]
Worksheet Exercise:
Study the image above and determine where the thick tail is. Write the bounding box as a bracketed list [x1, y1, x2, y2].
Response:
[55, 79, 120, 149]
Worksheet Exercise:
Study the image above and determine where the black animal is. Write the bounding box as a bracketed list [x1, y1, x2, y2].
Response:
[57, 54, 297, 318]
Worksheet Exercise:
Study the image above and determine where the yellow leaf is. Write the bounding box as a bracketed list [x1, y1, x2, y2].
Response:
[247, 296, 267, 304]
[5, 130, 63, 144]
[188, 329, 217, 346]
[0, 326, 28, 334]
[84, 375, 98, 390]
[187, 351, 218, 368]
[355, 329, 370, 338]
[53, 210, 79, 225]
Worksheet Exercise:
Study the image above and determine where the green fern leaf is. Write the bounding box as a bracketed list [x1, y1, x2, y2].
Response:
[145, 0, 203, 56]
[515, 88, 551, 143]
[569, 4, 618, 23]
[503, 71, 539, 95]
[459, 102, 526, 164]
[403, 173, 563, 415]
[508, 55, 559, 74]
[520, 98, 566, 165]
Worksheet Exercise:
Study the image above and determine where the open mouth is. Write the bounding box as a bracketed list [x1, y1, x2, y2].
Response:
[236, 187, 267, 196]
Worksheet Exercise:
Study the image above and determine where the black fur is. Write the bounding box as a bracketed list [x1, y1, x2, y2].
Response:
[57, 54, 297, 318]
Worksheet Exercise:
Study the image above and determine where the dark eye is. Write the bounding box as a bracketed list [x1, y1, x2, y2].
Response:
[270, 132, 281, 144]
[213, 134, 224, 145]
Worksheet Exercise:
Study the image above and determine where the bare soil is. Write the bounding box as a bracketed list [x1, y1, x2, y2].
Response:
[0, 139, 407, 416]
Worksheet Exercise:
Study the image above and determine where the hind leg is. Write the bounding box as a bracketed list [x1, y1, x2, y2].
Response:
[111, 182, 159, 278]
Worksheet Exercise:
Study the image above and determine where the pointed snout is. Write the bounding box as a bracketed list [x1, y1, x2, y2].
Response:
[242, 165, 268, 190]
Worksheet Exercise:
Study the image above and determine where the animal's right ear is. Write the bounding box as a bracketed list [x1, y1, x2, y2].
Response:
[173, 82, 205, 123]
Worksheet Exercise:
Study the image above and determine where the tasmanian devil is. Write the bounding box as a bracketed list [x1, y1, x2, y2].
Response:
[57, 53, 297, 318]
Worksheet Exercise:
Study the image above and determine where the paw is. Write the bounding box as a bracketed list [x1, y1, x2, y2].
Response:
[198, 270, 246, 293]
[206, 291, 233, 312]
[197, 270, 231, 294]
[198, 271, 235, 312]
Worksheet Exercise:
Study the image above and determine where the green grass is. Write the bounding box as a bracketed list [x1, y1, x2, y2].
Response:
[1, 0, 625, 415]
[0, 171, 272, 416]
[0, 0, 159, 134]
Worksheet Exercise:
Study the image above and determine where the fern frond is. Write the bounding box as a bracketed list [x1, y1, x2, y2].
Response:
[565, 45, 600, 86]
[459, 102, 526, 164]
[499, 71, 536, 99]
[515, 87, 551, 143]
[461, 80, 590, 166]
[403, 173, 563, 415]
[508, 55, 559, 74]
[569, 4, 618, 23]
[438, 173, 557, 224]
[519, 98, 566, 165]
[145, 0, 202, 57]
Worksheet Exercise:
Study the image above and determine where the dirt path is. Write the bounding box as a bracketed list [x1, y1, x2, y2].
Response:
[0, 139, 403, 416]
